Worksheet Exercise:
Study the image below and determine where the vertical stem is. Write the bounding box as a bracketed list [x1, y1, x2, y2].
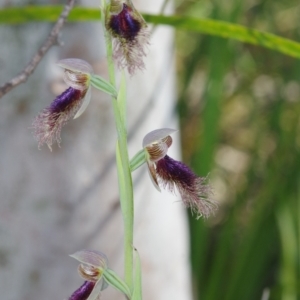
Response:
[102, 4, 134, 290]
[106, 32, 116, 87]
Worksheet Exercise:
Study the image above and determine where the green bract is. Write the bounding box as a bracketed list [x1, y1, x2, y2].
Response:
[90, 74, 118, 97]
[130, 149, 147, 172]
[132, 248, 142, 300]
[103, 268, 132, 299]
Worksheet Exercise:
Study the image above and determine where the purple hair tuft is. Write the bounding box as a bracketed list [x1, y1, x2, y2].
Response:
[156, 155, 216, 218]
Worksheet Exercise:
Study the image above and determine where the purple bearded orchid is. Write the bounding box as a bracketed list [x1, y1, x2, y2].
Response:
[143, 128, 217, 218]
[68, 250, 108, 300]
[32, 58, 93, 150]
[105, 0, 149, 75]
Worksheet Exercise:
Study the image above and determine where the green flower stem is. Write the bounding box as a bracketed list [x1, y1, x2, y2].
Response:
[102, 5, 134, 290]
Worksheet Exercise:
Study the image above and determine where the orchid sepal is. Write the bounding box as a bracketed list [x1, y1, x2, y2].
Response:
[70, 249, 108, 270]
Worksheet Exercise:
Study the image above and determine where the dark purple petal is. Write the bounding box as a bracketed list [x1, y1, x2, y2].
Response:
[32, 87, 86, 150]
[69, 281, 95, 300]
[156, 155, 216, 218]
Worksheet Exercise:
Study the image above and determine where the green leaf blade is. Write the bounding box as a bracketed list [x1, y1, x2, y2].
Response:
[2, 6, 300, 59]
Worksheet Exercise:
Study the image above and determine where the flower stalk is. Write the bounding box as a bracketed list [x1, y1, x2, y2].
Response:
[102, 0, 134, 289]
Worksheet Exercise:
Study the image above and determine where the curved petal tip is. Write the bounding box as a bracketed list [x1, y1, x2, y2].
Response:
[142, 128, 177, 148]
[57, 58, 93, 75]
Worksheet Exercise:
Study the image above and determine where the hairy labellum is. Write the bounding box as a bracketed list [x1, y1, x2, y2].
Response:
[49, 87, 83, 113]
[69, 281, 95, 300]
[106, 1, 149, 74]
[32, 87, 86, 150]
[142, 128, 217, 218]
[156, 155, 216, 218]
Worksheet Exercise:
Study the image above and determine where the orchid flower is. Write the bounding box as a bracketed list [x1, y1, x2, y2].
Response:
[68, 250, 108, 300]
[32, 59, 93, 150]
[32, 59, 116, 150]
[68, 249, 131, 300]
[141, 128, 217, 218]
[105, 0, 149, 75]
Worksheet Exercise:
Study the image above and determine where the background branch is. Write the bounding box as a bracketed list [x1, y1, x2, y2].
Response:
[0, 0, 75, 99]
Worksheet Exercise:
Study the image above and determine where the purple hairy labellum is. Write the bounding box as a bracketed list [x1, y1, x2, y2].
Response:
[105, 0, 149, 75]
[32, 87, 87, 150]
[48, 87, 84, 113]
[156, 155, 215, 218]
[69, 281, 95, 300]
[143, 128, 217, 218]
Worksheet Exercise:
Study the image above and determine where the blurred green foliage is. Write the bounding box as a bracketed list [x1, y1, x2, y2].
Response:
[176, 0, 300, 299]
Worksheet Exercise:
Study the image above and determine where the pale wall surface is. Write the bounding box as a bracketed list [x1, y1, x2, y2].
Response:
[0, 1, 192, 299]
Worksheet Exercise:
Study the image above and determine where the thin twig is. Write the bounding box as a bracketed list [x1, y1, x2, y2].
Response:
[0, 0, 75, 99]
